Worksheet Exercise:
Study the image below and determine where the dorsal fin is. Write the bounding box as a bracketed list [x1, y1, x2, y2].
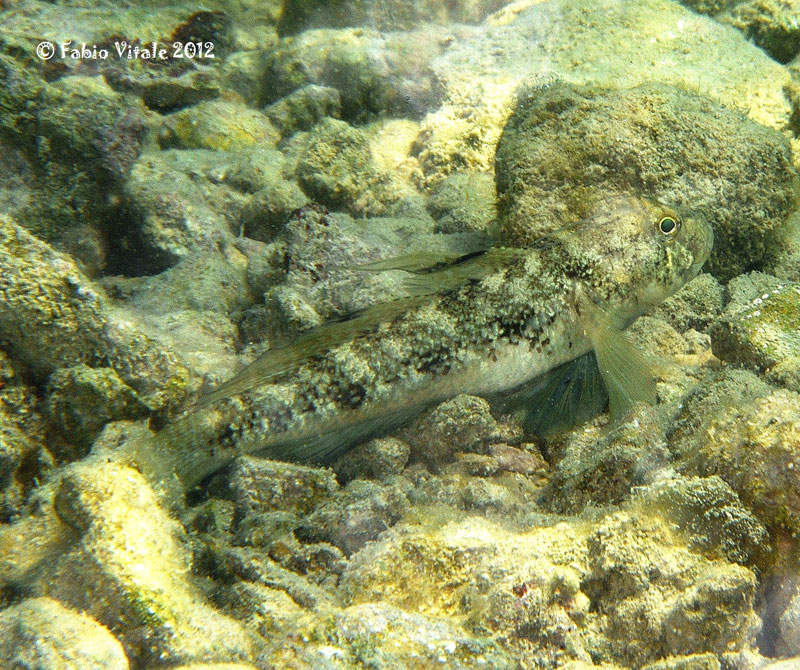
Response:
[361, 247, 526, 297]
[413, 248, 525, 294]
[350, 251, 467, 273]
[198, 295, 428, 406]
[199, 247, 527, 407]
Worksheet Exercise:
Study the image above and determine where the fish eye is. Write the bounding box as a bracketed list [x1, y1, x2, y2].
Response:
[657, 216, 680, 236]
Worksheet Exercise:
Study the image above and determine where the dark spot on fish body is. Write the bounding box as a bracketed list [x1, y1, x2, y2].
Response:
[337, 382, 368, 410]
[272, 409, 296, 435]
[219, 423, 243, 450]
[416, 355, 448, 377]
[411, 338, 451, 370]
[246, 400, 295, 438]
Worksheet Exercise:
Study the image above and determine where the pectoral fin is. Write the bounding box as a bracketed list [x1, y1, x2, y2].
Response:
[575, 291, 657, 420]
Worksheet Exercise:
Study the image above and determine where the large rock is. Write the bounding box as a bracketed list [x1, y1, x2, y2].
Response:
[494, 82, 797, 280]
[47, 461, 258, 666]
[0, 215, 190, 411]
[718, 0, 800, 63]
[710, 276, 800, 391]
[670, 369, 800, 541]
[262, 27, 443, 122]
[415, 0, 791, 189]
[278, 0, 507, 33]
[0, 64, 148, 272]
[340, 510, 759, 667]
[0, 598, 128, 670]
[158, 100, 279, 152]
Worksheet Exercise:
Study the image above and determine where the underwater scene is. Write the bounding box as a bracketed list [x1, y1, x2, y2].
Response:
[3, 0, 800, 668]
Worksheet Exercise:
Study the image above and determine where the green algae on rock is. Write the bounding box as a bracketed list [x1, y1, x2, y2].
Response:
[416, 0, 792, 191]
[262, 27, 442, 122]
[669, 368, 800, 545]
[278, 0, 506, 33]
[295, 117, 400, 217]
[651, 273, 724, 334]
[158, 100, 280, 152]
[641, 653, 723, 670]
[49, 460, 259, 666]
[495, 82, 797, 281]
[0, 65, 148, 273]
[0, 215, 190, 412]
[230, 457, 339, 518]
[332, 436, 412, 484]
[0, 213, 106, 376]
[427, 171, 497, 235]
[0, 421, 44, 522]
[583, 512, 759, 664]
[263, 84, 342, 137]
[630, 474, 768, 566]
[331, 601, 514, 669]
[240, 178, 309, 243]
[115, 247, 251, 315]
[300, 477, 411, 556]
[46, 365, 149, 459]
[122, 147, 270, 271]
[544, 405, 671, 515]
[338, 509, 759, 667]
[0, 597, 128, 670]
[718, 0, 800, 63]
[400, 393, 509, 472]
[676, 0, 740, 13]
[710, 278, 800, 390]
[0, 351, 48, 521]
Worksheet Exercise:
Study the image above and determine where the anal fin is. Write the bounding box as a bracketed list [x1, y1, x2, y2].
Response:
[256, 403, 428, 464]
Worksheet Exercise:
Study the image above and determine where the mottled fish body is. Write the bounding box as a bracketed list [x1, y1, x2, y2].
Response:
[137, 196, 712, 491]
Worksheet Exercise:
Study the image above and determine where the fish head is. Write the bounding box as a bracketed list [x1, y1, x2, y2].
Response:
[553, 195, 713, 323]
